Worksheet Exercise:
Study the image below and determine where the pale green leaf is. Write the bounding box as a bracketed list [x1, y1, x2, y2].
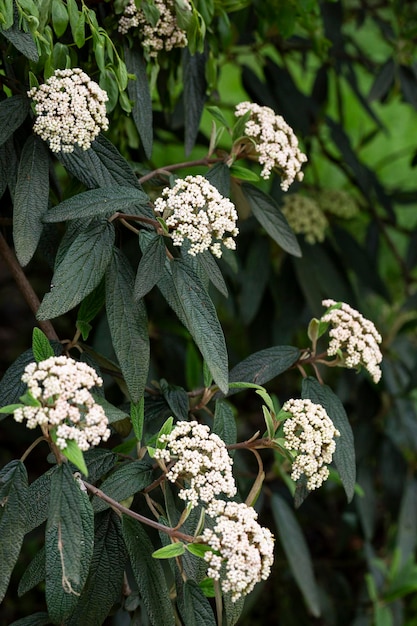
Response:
[152, 542, 185, 559]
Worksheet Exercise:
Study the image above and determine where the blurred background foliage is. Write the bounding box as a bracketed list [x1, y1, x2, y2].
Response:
[2, 0, 417, 624]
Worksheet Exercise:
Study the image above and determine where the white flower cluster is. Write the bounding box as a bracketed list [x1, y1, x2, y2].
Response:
[14, 356, 110, 451]
[28, 68, 109, 153]
[153, 175, 239, 257]
[234, 101, 307, 189]
[321, 299, 383, 383]
[118, 0, 190, 57]
[154, 420, 237, 507]
[202, 500, 275, 602]
[282, 398, 340, 490]
[281, 194, 328, 244]
[316, 189, 359, 219]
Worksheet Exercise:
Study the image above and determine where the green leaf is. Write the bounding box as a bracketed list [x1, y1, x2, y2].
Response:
[51, 0, 68, 36]
[0, 95, 30, 147]
[0, 403, 23, 413]
[92, 460, 153, 513]
[171, 259, 229, 394]
[32, 328, 54, 362]
[183, 48, 207, 155]
[396, 476, 417, 567]
[9, 613, 51, 626]
[228, 345, 300, 392]
[93, 394, 128, 424]
[153, 542, 185, 559]
[13, 135, 49, 266]
[18, 546, 45, 597]
[43, 186, 149, 222]
[178, 580, 217, 626]
[37, 220, 115, 320]
[73, 10, 85, 47]
[122, 516, 175, 626]
[243, 183, 302, 257]
[271, 494, 321, 617]
[160, 379, 189, 421]
[135, 232, 167, 300]
[229, 164, 260, 182]
[124, 45, 153, 159]
[82, 448, 118, 483]
[76, 280, 105, 340]
[0, 460, 28, 602]
[213, 400, 236, 447]
[45, 463, 94, 622]
[131, 397, 144, 442]
[196, 250, 228, 297]
[26, 467, 58, 533]
[240, 236, 270, 324]
[301, 377, 356, 502]
[205, 161, 231, 198]
[206, 105, 229, 128]
[66, 510, 127, 626]
[186, 543, 212, 558]
[61, 439, 88, 476]
[105, 248, 150, 403]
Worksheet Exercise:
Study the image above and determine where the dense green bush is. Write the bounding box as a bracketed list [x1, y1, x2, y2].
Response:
[1, 1, 417, 624]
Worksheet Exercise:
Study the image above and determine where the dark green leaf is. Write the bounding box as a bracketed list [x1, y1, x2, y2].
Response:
[26, 467, 58, 533]
[183, 48, 207, 155]
[9, 613, 51, 626]
[37, 220, 115, 319]
[171, 259, 229, 394]
[105, 248, 150, 402]
[0, 95, 30, 147]
[135, 232, 167, 300]
[0, 460, 28, 602]
[223, 592, 245, 626]
[93, 395, 129, 424]
[271, 494, 321, 617]
[228, 345, 300, 392]
[301, 377, 356, 501]
[197, 250, 228, 297]
[240, 236, 270, 324]
[66, 511, 127, 626]
[51, 0, 68, 37]
[122, 516, 175, 626]
[368, 59, 395, 102]
[1, 21, 39, 60]
[131, 397, 144, 442]
[76, 280, 106, 340]
[160, 379, 189, 421]
[82, 448, 118, 484]
[18, 546, 45, 596]
[125, 45, 153, 159]
[13, 135, 49, 266]
[213, 400, 236, 447]
[178, 580, 217, 626]
[399, 65, 417, 110]
[43, 186, 149, 222]
[32, 328, 54, 362]
[396, 476, 417, 566]
[45, 463, 94, 622]
[92, 460, 153, 512]
[243, 183, 301, 257]
[205, 162, 231, 198]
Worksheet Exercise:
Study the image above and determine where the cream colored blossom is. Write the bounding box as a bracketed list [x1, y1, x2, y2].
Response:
[316, 190, 359, 219]
[119, 0, 190, 57]
[282, 398, 340, 490]
[202, 500, 274, 602]
[14, 356, 110, 451]
[281, 194, 328, 244]
[153, 175, 239, 257]
[321, 299, 382, 383]
[234, 101, 307, 189]
[28, 68, 109, 153]
[154, 420, 236, 507]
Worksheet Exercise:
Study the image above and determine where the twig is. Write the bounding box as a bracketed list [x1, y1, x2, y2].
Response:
[138, 157, 223, 185]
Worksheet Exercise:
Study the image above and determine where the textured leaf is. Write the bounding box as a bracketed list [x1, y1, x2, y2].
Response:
[13, 135, 49, 266]
[66, 511, 127, 626]
[82, 448, 118, 484]
[1, 22, 39, 60]
[178, 580, 217, 626]
[0, 95, 30, 146]
[228, 345, 300, 392]
[122, 516, 175, 626]
[240, 236, 270, 324]
[135, 232, 167, 300]
[105, 248, 150, 402]
[43, 186, 149, 222]
[45, 463, 94, 622]
[160, 379, 189, 421]
[197, 250, 228, 297]
[125, 45, 153, 159]
[223, 592, 245, 626]
[93, 395, 129, 424]
[32, 328, 54, 362]
[396, 476, 417, 566]
[58, 134, 142, 189]
[272, 494, 321, 617]
[92, 460, 153, 512]
[205, 162, 231, 198]
[301, 377, 356, 501]
[37, 220, 115, 319]
[0, 460, 28, 602]
[76, 280, 106, 340]
[9, 613, 51, 626]
[18, 546, 46, 597]
[183, 48, 207, 155]
[26, 467, 58, 533]
[243, 183, 301, 257]
[213, 400, 237, 447]
[171, 259, 229, 394]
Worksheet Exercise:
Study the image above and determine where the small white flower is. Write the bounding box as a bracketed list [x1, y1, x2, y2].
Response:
[154, 420, 236, 507]
[321, 300, 383, 383]
[15, 356, 110, 451]
[153, 175, 239, 257]
[316, 189, 359, 219]
[281, 194, 328, 244]
[202, 500, 275, 602]
[119, 0, 190, 57]
[28, 68, 109, 153]
[234, 101, 307, 189]
[282, 398, 340, 490]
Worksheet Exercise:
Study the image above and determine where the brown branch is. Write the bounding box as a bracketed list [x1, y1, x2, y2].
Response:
[0, 232, 59, 341]
[138, 157, 223, 185]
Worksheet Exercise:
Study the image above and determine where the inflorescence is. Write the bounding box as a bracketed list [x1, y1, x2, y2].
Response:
[281, 194, 328, 244]
[14, 356, 110, 451]
[282, 398, 340, 490]
[153, 175, 239, 257]
[28, 68, 109, 153]
[321, 299, 383, 383]
[234, 101, 307, 189]
[118, 0, 190, 57]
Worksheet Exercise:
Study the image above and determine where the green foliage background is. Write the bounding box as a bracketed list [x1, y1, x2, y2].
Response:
[2, 0, 417, 625]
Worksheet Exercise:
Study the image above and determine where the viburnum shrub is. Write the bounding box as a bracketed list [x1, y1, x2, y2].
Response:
[3, 0, 416, 624]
